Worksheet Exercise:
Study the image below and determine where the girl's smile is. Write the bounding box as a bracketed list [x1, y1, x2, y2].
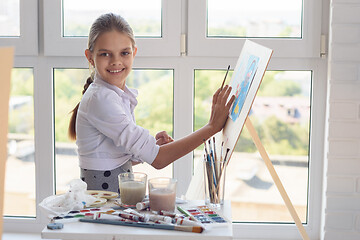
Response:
[85, 30, 137, 90]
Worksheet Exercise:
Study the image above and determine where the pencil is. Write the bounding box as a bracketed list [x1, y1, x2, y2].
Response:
[80, 218, 204, 233]
[220, 65, 231, 90]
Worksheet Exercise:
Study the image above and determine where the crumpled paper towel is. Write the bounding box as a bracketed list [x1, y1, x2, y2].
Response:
[39, 179, 98, 218]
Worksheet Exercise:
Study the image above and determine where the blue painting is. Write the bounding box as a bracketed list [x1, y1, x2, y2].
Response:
[230, 55, 259, 121]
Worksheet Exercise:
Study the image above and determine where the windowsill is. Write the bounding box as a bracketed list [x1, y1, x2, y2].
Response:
[2, 233, 58, 240]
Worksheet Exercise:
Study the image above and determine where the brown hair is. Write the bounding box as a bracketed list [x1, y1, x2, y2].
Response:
[68, 13, 136, 140]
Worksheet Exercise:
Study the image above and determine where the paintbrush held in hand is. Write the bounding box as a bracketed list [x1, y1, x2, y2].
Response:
[220, 65, 231, 90]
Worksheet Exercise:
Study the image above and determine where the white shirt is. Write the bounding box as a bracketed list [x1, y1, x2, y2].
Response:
[76, 73, 159, 170]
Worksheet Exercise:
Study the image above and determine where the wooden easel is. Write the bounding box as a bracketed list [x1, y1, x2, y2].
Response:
[245, 117, 310, 240]
[0, 47, 15, 240]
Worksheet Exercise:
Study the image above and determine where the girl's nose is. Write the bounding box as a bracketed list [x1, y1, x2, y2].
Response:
[111, 56, 123, 66]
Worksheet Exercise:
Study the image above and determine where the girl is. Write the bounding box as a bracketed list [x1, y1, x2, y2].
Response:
[68, 13, 235, 193]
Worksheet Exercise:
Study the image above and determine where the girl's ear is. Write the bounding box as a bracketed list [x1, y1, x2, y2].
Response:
[85, 49, 94, 66]
[133, 46, 138, 57]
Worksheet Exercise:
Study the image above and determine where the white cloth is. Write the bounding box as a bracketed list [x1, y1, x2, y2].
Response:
[76, 73, 159, 170]
[39, 179, 98, 217]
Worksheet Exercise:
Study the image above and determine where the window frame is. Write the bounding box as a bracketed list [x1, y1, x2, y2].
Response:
[2, 1, 327, 239]
[225, 58, 326, 239]
[0, 0, 38, 55]
[188, 0, 322, 58]
[43, 0, 181, 56]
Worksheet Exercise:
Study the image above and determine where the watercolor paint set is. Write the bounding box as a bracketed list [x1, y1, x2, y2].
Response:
[178, 205, 228, 225]
[51, 208, 116, 223]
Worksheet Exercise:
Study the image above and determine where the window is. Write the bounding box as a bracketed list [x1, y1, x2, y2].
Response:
[194, 70, 311, 223]
[4, 68, 35, 217]
[2, 1, 326, 239]
[43, 0, 180, 56]
[188, 0, 321, 58]
[63, 0, 162, 37]
[0, 0, 37, 55]
[0, 0, 20, 37]
[207, 0, 302, 38]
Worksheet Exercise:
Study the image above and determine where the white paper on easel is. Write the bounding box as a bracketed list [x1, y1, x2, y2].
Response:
[0, 47, 14, 240]
[216, 40, 273, 161]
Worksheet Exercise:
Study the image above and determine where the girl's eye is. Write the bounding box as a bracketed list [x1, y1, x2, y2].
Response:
[122, 52, 130, 56]
[100, 53, 110, 57]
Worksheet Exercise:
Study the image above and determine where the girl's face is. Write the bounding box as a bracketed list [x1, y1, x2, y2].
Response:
[85, 30, 137, 90]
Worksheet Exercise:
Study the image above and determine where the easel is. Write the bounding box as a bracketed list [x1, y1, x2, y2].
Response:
[0, 47, 15, 240]
[245, 117, 310, 240]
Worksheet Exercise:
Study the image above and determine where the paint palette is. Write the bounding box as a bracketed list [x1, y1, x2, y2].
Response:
[182, 205, 228, 225]
[88, 197, 107, 207]
[86, 190, 118, 199]
[52, 207, 116, 223]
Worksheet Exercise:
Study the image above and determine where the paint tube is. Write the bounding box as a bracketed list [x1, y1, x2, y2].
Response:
[118, 211, 149, 222]
[148, 214, 172, 224]
[136, 201, 150, 210]
[157, 210, 184, 218]
[172, 217, 205, 228]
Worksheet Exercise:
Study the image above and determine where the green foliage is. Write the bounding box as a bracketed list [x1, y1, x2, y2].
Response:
[194, 70, 234, 131]
[54, 69, 88, 142]
[64, 20, 161, 38]
[279, 26, 295, 37]
[129, 70, 173, 136]
[8, 69, 34, 135]
[64, 24, 90, 37]
[258, 71, 302, 96]
[262, 116, 309, 155]
[130, 20, 161, 37]
[208, 27, 247, 37]
[10, 68, 33, 96]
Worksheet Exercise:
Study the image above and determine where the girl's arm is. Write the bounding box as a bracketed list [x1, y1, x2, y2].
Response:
[151, 85, 235, 169]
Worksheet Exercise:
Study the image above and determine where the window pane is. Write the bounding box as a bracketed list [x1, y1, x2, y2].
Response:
[207, 0, 302, 38]
[62, 0, 162, 37]
[194, 70, 311, 223]
[54, 69, 173, 194]
[0, 0, 20, 37]
[4, 68, 35, 217]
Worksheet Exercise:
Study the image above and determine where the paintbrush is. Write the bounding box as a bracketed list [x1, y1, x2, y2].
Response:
[177, 205, 197, 222]
[220, 65, 231, 90]
[208, 139, 217, 186]
[80, 218, 204, 233]
[223, 148, 230, 168]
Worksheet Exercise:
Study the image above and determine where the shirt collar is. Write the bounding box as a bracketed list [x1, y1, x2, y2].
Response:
[93, 72, 138, 108]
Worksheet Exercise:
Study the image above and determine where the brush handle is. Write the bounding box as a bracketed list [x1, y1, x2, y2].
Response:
[79, 218, 203, 233]
[221, 65, 231, 90]
[174, 225, 203, 233]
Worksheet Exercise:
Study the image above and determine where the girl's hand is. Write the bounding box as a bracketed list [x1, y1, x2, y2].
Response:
[155, 131, 174, 146]
[208, 85, 235, 133]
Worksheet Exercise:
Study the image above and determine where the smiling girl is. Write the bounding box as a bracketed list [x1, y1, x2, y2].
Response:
[68, 13, 235, 193]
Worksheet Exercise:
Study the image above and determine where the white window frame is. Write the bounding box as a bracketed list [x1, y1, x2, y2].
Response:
[0, 0, 38, 55]
[187, 0, 326, 239]
[188, 0, 322, 58]
[2, 1, 327, 239]
[43, 0, 181, 56]
[229, 58, 326, 239]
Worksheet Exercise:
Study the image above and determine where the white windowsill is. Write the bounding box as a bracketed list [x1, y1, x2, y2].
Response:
[2, 233, 57, 240]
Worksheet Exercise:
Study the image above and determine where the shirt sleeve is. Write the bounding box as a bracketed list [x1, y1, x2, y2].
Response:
[84, 89, 159, 165]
